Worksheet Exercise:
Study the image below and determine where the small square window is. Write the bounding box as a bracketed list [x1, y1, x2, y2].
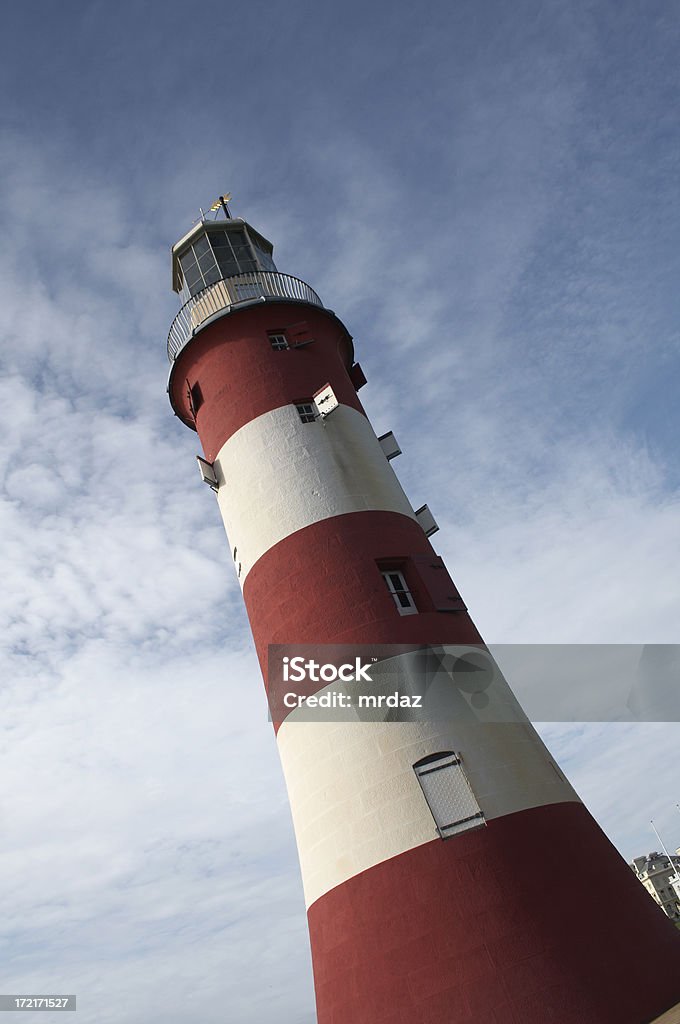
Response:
[382, 569, 418, 616]
[268, 332, 289, 351]
[295, 402, 316, 424]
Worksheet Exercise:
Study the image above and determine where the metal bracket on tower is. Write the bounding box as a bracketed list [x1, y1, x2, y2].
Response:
[196, 456, 219, 491]
[378, 431, 402, 460]
[349, 362, 367, 390]
[415, 504, 439, 537]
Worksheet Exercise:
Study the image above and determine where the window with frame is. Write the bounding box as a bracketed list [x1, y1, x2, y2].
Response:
[295, 401, 316, 424]
[382, 569, 418, 616]
[268, 332, 289, 350]
[413, 752, 485, 839]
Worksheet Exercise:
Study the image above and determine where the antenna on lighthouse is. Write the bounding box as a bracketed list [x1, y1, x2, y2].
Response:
[209, 192, 233, 220]
[192, 193, 233, 226]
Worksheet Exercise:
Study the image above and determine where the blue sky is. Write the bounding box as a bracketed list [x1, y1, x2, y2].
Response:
[1, 0, 679, 1021]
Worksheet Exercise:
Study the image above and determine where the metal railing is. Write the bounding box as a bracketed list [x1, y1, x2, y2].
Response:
[167, 271, 323, 361]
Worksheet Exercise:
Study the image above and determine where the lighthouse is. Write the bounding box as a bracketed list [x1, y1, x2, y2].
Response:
[167, 201, 680, 1024]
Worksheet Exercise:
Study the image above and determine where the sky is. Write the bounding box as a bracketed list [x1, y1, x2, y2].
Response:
[0, 0, 679, 1020]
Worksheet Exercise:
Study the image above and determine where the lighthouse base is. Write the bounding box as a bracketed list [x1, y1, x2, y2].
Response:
[307, 801, 680, 1024]
[652, 1004, 680, 1024]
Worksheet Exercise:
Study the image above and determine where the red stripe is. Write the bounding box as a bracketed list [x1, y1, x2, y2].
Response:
[168, 303, 362, 460]
[241, 510, 484, 726]
[307, 801, 680, 1024]
[243, 510, 482, 649]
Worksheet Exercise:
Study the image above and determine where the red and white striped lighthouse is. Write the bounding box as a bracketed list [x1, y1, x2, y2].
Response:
[167, 202, 680, 1024]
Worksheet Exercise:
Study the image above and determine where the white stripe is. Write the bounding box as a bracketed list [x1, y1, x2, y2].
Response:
[212, 404, 416, 585]
[275, 648, 579, 908]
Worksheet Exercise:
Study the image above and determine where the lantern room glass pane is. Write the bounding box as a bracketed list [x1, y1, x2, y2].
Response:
[179, 251, 197, 273]
[193, 235, 211, 257]
[198, 250, 218, 272]
[184, 266, 203, 292]
[254, 246, 276, 271]
[216, 254, 238, 277]
[232, 244, 251, 262]
[202, 265, 221, 286]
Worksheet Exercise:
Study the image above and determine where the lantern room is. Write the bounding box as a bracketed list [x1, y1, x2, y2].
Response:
[172, 217, 277, 300]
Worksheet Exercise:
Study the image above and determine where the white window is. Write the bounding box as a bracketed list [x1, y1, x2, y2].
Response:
[295, 402, 316, 424]
[268, 332, 288, 350]
[414, 752, 485, 839]
[382, 570, 417, 616]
